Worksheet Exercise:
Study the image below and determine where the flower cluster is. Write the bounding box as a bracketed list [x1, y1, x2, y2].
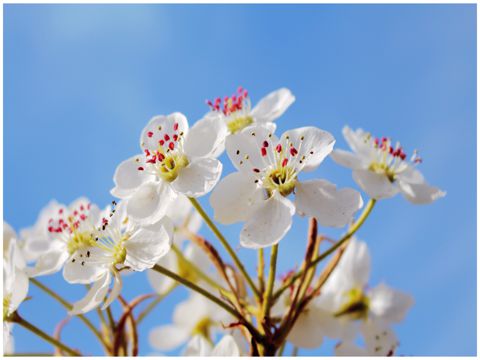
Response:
[4, 87, 445, 356]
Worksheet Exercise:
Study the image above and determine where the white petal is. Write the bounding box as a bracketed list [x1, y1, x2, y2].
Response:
[240, 194, 295, 249]
[111, 155, 153, 199]
[330, 149, 367, 170]
[127, 181, 177, 225]
[147, 251, 178, 294]
[398, 180, 446, 204]
[183, 113, 227, 159]
[335, 341, 368, 356]
[140, 113, 189, 151]
[250, 88, 295, 123]
[9, 268, 29, 313]
[183, 335, 212, 356]
[69, 271, 111, 315]
[212, 335, 241, 356]
[287, 307, 325, 349]
[396, 165, 425, 184]
[369, 283, 414, 323]
[209, 172, 264, 224]
[149, 325, 189, 351]
[225, 126, 270, 174]
[353, 169, 399, 199]
[171, 158, 222, 198]
[342, 126, 372, 156]
[27, 245, 69, 278]
[361, 321, 398, 356]
[101, 270, 122, 310]
[325, 239, 370, 292]
[295, 179, 363, 228]
[281, 127, 335, 172]
[125, 217, 173, 271]
[63, 252, 106, 284]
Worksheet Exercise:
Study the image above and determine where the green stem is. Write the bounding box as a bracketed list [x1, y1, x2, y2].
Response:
[106, 307, 115, 332]
[261, 244, 278, 320]
[257, 248, 265, 295]
[189, 198, 260, 298]
[277, 341, 286, 356]
[151, 264, 264, 343]
[30, 278, 105, 349]
[136, 284, 177, 324]
[11, 313, 80, 356]
[273, 199, 376, 301]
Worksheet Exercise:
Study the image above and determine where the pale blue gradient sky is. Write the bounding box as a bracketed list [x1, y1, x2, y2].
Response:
[4, 4, 476, 356]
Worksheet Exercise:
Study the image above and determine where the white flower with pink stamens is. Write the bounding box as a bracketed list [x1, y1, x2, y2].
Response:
[111, 112, 224, 225]
[206, 87, 295, 134]
[331, 126, 446, 203]
[27, 198, 104, 279]
[210, 124, 364, 248]
[66, 200, 173, 314]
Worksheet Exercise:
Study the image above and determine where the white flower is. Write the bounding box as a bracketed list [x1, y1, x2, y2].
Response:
[66, 201, 173, 314]
[149, 293, 231, 351]
[287, 239, 413, 350]
[206, 87, 295, 135]
[3, 225, 29, 353]
[210, 124, 363, 248]
[111, 112, 224, 225]
[331, 126, 446, 203]
[183, 334, 241, 356]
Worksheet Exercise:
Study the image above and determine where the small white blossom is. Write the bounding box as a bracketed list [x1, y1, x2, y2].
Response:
[206, 87, 295, 135]
[112, 113, 224, 225]
[183, 334, 241, 356]
[331, 126, 446, 203]
[287, 239, 413, 353]
[210, 124, 363, 248]
[66, 201, 173, 314]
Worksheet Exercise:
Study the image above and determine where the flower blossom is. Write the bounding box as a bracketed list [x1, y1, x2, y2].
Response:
[206, 87, 295, 135]
[287, 239, 413, 354]
[183, 334, 241, 356]
[65, 200, 173, 314]
[210, 124, 363, 248]
[331, 126, 446, 203]
[112, 112, 224, 225]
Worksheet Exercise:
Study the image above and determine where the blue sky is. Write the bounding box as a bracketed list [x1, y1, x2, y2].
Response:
[4, 4, 476, 356]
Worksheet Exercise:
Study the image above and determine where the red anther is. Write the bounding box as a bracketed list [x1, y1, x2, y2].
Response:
[80, 214, 86, 221]
[400, 153, 406, 160]
[62, 223, 68, 229]
[80, 205, 84, 211]
[164, 134, 170, 141]
[223, 96, 229, 102]
[58, 219, 64, 224]
[102, 218, 108, 225]
[206, 100, 213, 107]
[276, 144, 282, 153]
[243, 90, 248, 97]
[138, 166, 144, 171]
[237, 86, 243, 93]
[169, 142, 175, 150]
[173, 134, 178, 141]
[173, 122, 179, 131]
[282, 158, 288, 167]
[157, 153, 165, 161]
[261, 147, 267, 157]
[389, 146, 394, 154]
[73, 210, 78, 216]
[145, 149, 151, 156]
[159, 139, 165, 146]
[56, 227, 62, 233]
[146, 157, 156, 164]
[374, 138, 379, 146]
[414, 158, 423, 164]
[232, 95, 237, 101]
[253, 168, 260, 173]
[263, 141, 269, 147]
[147, 131, 154, 138]
[48, 226, 53, 232]
[48, 218, 53, 223]
[59, 209, 64, 214]
[215, 97, 221, 104]
[290, 147, 298, 156]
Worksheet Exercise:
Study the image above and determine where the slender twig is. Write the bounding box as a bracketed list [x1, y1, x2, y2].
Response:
[272, 199, 376, 300]
[151, 264, 264, 343]
[11, 313, 80, 356]
[258, 248, 265, 295]
[29, 278, 106, 350]
[261, 244, 279, 323]
[189, 198, 260, 298]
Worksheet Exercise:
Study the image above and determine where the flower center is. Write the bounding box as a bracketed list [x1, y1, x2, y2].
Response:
[192, 317, 213, 339]
[67, 231, 96, 255]
[334, 287, 370, 320]
[3, 294, 12, 320]
[369, 162, 397, 183]
[263, 166, 297, 196]
[207, 86, 253, 133]
[157, 153, 189, 182]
